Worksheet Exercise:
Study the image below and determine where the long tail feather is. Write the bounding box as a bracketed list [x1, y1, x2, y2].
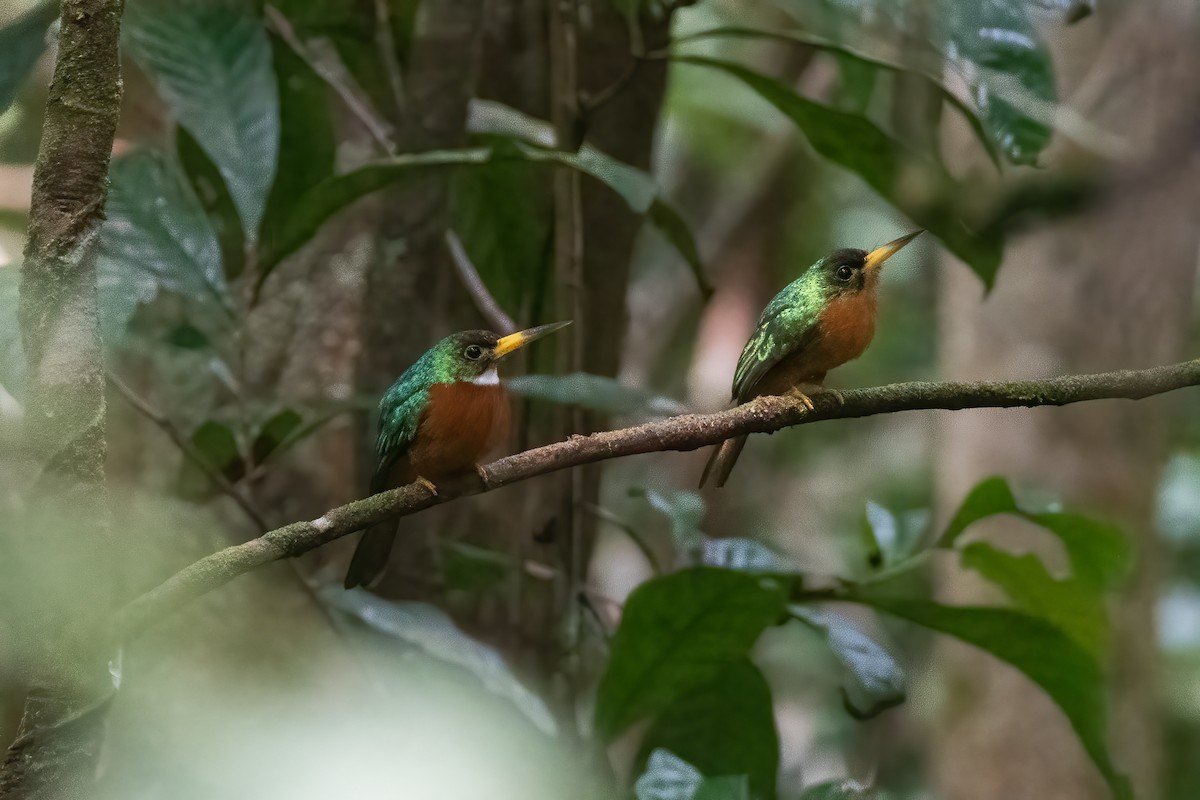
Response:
[343, 521, 397, 589]
[699, 435, 749, 489]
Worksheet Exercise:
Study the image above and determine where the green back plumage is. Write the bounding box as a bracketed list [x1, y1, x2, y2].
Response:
[731, 262, 831, 401]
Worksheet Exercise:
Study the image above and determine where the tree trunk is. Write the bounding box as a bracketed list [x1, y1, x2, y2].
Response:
[1, 0, 124, 795]
[932, 4, 1200, 798]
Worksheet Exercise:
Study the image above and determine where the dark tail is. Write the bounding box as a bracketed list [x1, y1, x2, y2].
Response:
[343, 521, 396, 589]
[699, 435, 748, 489]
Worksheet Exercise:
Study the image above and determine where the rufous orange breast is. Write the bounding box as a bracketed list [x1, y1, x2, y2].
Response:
[410, 380, 511, 481]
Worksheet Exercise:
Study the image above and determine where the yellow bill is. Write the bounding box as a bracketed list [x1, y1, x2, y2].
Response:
[494, 320, 572, 358]
[864, 229, 923, 272]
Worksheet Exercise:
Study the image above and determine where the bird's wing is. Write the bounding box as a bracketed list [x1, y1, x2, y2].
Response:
[371, 371, 431, 493]
[731, 286, 821, 401]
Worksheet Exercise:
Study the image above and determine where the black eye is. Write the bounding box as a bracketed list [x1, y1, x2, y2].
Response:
[836, 265, 855, 281]
[464, 344, 484, 360]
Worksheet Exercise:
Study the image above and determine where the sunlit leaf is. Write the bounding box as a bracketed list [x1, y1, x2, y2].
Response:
[251, 409, 302, 465]
[331, 592, 557, 735]
[631, 488, 706, 554]
[942, 0, 1055, 165]
[638, 658, 779, 799]
[124, 0, 279, 236]
[635, 749, 752, 800]
[790, 605, 905, 718]
[702, 538, 790, 573]
[0, 0, 57, 115]
[97, 150, 227, 339]
[595, 567, 787, 739]
[676, 56, 1003, 286]
[845, 595, 1132, 800]
[259, 32, 335, 270]
[507, 373, 689, 417]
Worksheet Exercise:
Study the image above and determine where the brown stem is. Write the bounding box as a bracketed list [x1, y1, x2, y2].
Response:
[115, 358, 1200, 641]
[443, 230, 517, 333]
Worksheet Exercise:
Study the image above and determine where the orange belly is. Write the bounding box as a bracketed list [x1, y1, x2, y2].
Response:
[409, 381, 510, 481]
[754, 291, 877, 396]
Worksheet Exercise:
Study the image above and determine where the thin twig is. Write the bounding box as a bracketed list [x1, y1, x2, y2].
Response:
[579, 58, 641, 119]
[107, 374, 270, 532]
[264, 5, 397, 157]
[114, 358, 1200, 640]
[444, 230, 518, 334]
[582, 502, 662, 573]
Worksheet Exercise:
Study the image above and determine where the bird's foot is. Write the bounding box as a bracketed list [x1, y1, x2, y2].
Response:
[822, 387, 846, 406]
[415, 476, 439, 497]
[785, 387, 816, 412]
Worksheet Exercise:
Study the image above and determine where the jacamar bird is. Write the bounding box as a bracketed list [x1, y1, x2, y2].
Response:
[700, 230, 922, 488]
[344, 321, 572, 589]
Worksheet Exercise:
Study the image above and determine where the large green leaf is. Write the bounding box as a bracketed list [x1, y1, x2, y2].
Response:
[259, 32, 335, 269]
[790, 605, 905, 719]
[0, 0, 57, 115]
[124, 0, 279, 237]
[96, 150, 227, 339]
[637, 658, 779, 800]
[676, 56, 1002, 286]
[251, 408, 302, 465]
[330, 592, 557, 736]
[450, 156, 552, 315]
[938, 476, 1130, 657]
[595, 567, 787, 739]
[674, 26, 1001, 168]
[507, 373, 688, 417]
[846, 596, 1131, 800]
[257, 147, 494, 279]
[942, 0, 1055, 166]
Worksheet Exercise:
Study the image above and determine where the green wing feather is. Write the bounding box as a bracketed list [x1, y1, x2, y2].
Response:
[373, 355, 435, 492]
[731, 280, 822, 401]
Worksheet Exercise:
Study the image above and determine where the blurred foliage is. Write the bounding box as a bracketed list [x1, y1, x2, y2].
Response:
[0, 0, 1187, 798]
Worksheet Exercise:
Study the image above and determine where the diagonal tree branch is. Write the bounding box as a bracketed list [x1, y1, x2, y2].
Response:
[116, 358, 1200, 640]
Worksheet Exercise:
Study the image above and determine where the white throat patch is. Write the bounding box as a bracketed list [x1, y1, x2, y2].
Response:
[472, 367, 500, 386]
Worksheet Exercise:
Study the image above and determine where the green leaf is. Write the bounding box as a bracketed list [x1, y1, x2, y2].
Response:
[450, 156, 552, 315]
[943, 0, 1055, 165]
[191, 420, 243, 482]
[790, 606, 905, 719]
[164, 323, 210, 350]
[637, 658, 779, 800]
[439, 541, 510, 593]
[96, 150, 227, 339]
[693, 776, 751, 800]
[676, 56, 1003, 286]
[259, 32, 335, 269]
[251, 408, 302, 465]
[594, 567, 787, 740]
[942, 477, 1132, 585]
[330, 592, 557, 736]
[468, 100, 711, 297]
[959, 541, 1108, 657]
[507, 373, 689, 417]
[845, 596, 1132, 800]
[124, 0, 279, 236]
[0, 0, 57, 115]
[675, 26, 1002, 169]
[177, 127, 246, 282]
[798, 780, 870, 800]
[257, 147, 494, 278]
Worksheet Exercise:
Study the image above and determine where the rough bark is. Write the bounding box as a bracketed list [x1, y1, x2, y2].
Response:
[932, 4, 1200, 798]
[2, 0, 124, 795]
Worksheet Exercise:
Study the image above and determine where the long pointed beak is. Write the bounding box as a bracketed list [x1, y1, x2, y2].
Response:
[494, 320, 572, 359]
[864, 230, 923, 272]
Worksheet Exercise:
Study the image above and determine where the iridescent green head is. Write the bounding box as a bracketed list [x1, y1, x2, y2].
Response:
[802, 230, 923, 298]
[424, 321, 572, 384]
